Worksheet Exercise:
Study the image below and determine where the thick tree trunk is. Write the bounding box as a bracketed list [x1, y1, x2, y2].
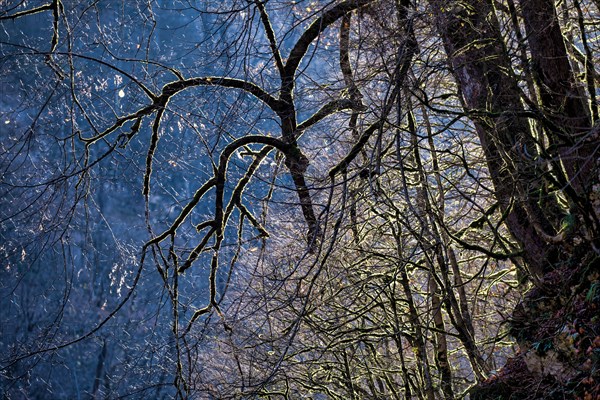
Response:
[429, 0, 558, 275]
[519, 0, 599, 235]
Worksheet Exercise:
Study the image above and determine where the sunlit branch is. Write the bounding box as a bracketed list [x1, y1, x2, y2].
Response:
[223, 146, 274, 237]
[214, 135, 289, 238]
[61, 52, 155, 99]
[237, 203, 269, 238]
[146, 177, 217, 247]
[80, 75, 280, 146]
[78, 106, 157, 145]
[179, 227, 217, 274]
[159, 77, 281, 112]
[329, 120, 384, 177]
[573, 0, 599, 122]
[48, 0, 62, 53]
[339, 11, 364, 160]
[1, 1, 66, 78]
[174, 136, 287, 272]
[339, 13, 360, 97]
[0, 1, 56, 20]
[255, 0, 285, 78]
[297, 98, 365, 132]
[143, 108, 165, 196]
[283, 0, 374, 81]
[94, 42, 185, 81]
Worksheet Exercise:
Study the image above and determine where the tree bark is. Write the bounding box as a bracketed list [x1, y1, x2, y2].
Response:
[428, 268, 454, 399]
[429, 0, 558, 275]
[519, 0, 599, 230]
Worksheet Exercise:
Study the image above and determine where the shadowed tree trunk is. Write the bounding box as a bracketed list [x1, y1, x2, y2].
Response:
[428, 0, 564, 275]
[519, 0, 600, 238]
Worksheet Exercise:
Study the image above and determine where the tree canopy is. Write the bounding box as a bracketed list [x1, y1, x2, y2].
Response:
[1, 0, 599, 399]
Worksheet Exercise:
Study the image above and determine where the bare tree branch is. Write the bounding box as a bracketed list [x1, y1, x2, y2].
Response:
[255, 0, 286, 78]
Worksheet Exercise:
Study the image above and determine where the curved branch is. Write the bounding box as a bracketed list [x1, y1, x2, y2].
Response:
[81, 75, 280, 145]
[214, 135, 290, 237]
[160, 76, 281, 113]
[223, 146, 274, 236]
[146, 178, 217, 248]
[297, 98, 365, 132]
[283, 0, 373, 80]
[329, 120, 384, 177]
[79, 105, 156, 145]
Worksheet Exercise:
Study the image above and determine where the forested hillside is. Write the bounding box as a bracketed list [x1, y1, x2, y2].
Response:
[1, 1, 598, 399]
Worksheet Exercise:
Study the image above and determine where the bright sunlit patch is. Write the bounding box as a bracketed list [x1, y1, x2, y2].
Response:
[118, 89, 125, 98]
